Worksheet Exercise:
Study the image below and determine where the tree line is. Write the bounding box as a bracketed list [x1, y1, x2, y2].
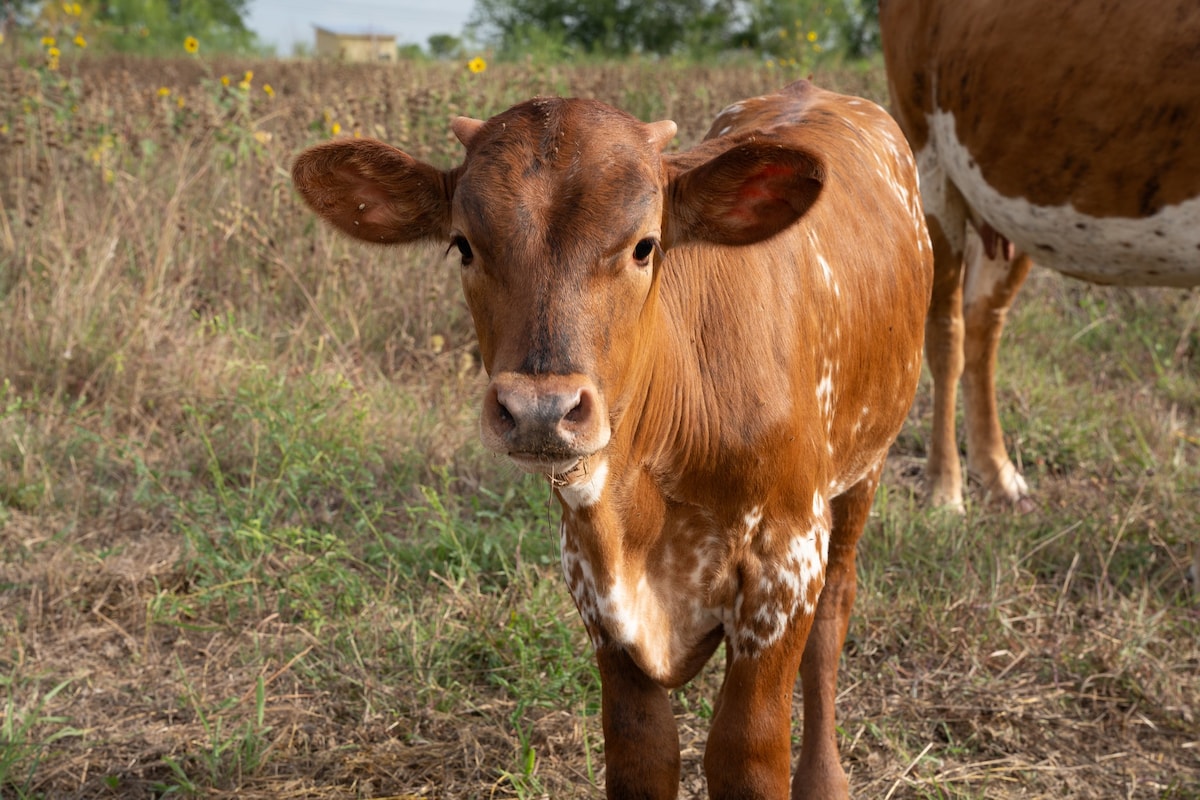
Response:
[467, 0, 881, 61]
[2, 0, 879, 61]
[2, 0, 255, 54]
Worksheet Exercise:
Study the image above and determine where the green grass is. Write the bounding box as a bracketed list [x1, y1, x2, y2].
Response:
[0, 674, 83, 798]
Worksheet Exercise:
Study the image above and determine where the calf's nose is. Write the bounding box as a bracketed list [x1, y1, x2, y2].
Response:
[482, 373, 609, 461]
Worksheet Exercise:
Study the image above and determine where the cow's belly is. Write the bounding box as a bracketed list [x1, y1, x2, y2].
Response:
[924, 110, 1200, 287]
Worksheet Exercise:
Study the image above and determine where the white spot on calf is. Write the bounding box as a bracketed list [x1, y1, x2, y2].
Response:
[744, 505, 764, 531]
[557, 459, 609, 511]
[597, 577, 640, 645]
[816, 374, 833, 411]
[560, 524, 604, 647]
[812, 490, 827, 520]
[729, 516, 829, 658]
[817, 253, 834, 284]
[816, 361, 836, 433]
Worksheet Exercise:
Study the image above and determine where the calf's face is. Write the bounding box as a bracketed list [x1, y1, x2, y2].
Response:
[448, 100, 678, 475]
[291, 97, 824, 478]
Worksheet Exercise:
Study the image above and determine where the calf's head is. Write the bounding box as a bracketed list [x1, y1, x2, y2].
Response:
[292, 97, 824, 477]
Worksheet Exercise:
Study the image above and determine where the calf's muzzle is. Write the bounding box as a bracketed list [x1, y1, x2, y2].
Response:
[481, 373, 610, 472]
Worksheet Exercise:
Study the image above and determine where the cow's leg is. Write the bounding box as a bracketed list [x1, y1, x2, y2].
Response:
[704, 507, 834, 799]
[924, 216, 968, 511]
[596, 644, 680, 799]
[792, 464, 880, 800]
[704, 620, 811, 800]
[960, 232, 1033, 507]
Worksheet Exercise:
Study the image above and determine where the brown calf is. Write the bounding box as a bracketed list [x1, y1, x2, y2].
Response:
[293, 80, 932, 799]
[881, 0, 1200, 510]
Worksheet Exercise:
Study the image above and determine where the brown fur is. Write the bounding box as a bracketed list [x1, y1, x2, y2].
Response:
[881, 0, 1200, 215]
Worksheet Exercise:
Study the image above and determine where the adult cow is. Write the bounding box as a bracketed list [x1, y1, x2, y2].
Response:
[880, 0, 1200, 510]
[292, 80, 931, 799]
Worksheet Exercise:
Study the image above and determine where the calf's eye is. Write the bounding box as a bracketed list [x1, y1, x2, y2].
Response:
[632, 238, 658, 267]
[449, 236, 474, 266]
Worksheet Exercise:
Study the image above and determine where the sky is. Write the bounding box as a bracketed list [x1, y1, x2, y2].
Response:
[246, 0, 477, 55]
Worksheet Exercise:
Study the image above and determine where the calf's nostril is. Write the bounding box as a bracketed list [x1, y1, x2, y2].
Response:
[564, 395, 587, 423]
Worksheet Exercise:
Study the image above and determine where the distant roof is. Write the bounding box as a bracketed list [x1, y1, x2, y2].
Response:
[312, 24, 398, 38]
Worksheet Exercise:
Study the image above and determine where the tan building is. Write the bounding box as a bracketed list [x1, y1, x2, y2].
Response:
[313, 25, 398, 62]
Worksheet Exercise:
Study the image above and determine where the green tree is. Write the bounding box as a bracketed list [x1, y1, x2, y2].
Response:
[91, 0, 257, 53]
[829, 0, 878, 59]
[2, 0, 38, 45]
[468, 0, 880, 61]
[469, 0, 738, 58]
[731, 0, 879, 59]
[427, 32, 462, 59]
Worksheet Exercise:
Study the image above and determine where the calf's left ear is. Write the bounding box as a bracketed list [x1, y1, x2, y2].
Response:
[292, 139, 452, 245]
[665, 141, 825, 247]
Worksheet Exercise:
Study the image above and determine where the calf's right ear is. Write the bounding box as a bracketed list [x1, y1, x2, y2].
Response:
[291, 139, 453, 244]
[664, 140, 825, 248]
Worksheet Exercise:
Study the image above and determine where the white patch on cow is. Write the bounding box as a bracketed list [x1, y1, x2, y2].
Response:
[927, 109, 1200, 286]
[593, 575, 674, 680]
[817, 253, 834, 284]
[816, 374, 833, 411]
[711, 102, 745, 137]
[816, 362, 836, 436]
[729, 517, 829, 658]
[556, 459, 609, 511]
[598, 577, 639, 643]
[743, 505, 763, 546]
[564, 515, 735, 684]
[962, 233, 1011, 307]
[850, 403, 870, 436]
[560, 523, 604, 648]
[812, 490, 827, 520]
[787, 527, 824, 611]
[744, 505, 763, 531]
[915, 138, 968, 255]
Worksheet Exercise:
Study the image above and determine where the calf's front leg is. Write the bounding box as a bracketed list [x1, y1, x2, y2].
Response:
[597, 644, 681, 799]
[704, 606, 814, 798]
[793, 467, 880, 800]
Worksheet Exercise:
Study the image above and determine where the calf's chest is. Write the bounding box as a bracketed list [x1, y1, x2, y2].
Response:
[556, 477, 830, 687]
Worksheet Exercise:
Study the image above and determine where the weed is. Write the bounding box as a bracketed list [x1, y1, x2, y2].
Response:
[0, 675, 83, 797]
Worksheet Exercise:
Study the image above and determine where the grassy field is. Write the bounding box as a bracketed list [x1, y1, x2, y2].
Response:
[1, 53, 1198, 799]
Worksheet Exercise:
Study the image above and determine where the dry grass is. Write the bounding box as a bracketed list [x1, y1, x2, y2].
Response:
[1, 54, 1197, 799]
